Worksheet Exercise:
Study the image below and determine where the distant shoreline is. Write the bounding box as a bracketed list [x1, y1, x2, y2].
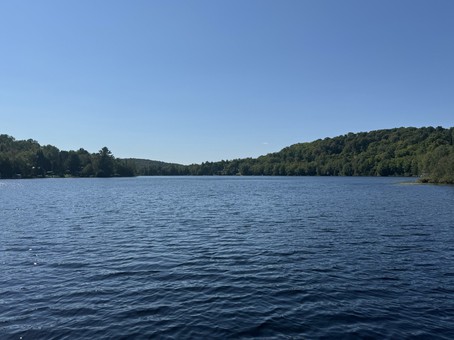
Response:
[1, 127, 453, 184]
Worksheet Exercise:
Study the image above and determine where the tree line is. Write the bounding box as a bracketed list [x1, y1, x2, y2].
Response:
[1, 126, 453, 183]
[182, 126, 454, 183]
[0, 135, 134, 178]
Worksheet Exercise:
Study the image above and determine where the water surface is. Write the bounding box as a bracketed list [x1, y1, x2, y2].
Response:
[1, 177, 453, 339]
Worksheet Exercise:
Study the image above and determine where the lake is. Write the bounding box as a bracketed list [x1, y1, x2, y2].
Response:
[1, 177, 453, 339]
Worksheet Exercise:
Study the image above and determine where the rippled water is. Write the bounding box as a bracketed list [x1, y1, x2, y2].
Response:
[1, 177, 454, 339]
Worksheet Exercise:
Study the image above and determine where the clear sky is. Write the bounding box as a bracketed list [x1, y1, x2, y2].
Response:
[1, 1, 453, 164]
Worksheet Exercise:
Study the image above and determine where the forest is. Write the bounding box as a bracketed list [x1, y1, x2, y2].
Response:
[1, 126, 453, 184]
[184, 126, 454, 184]
[0, 136, 134, 178]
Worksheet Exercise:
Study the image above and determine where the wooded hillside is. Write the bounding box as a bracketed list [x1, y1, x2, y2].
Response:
[184, 127, 454, 183]
[1, 127, 453, 183]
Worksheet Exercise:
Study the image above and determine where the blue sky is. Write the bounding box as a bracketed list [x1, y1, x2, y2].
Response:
[1, 1, 453, 164]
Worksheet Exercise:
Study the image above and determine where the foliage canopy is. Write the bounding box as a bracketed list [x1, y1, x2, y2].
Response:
[1, 127, 453, 183]
[0, 135, 134, 178]
[181, 126, 454, 184]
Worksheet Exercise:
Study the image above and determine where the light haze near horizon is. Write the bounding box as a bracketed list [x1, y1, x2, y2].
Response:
[1, 1, 453, 164]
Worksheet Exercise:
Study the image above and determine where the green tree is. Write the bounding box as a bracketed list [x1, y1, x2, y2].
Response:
[96, 147, 114, 177]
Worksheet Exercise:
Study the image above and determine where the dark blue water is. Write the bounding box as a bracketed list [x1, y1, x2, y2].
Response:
[1, 177, 453, 339]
